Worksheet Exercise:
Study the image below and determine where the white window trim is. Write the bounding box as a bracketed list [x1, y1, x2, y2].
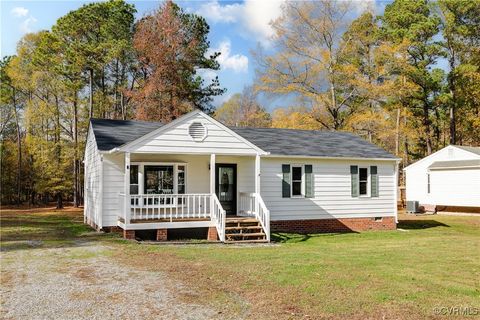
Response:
[358, 166, 370, 198]
[131, 162, 188, 194]
[290, 164, 305, 198]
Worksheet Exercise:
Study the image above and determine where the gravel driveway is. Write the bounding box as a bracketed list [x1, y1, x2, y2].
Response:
[1, 242, 220, 320]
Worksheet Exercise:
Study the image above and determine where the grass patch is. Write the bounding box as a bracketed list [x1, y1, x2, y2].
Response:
[1, 208, 479, 319]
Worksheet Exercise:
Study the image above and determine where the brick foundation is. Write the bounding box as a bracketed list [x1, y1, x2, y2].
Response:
[123, 230, 136, 240]
[156, 229, 168, 241]
[207, 227, 218, 241]
[271, 217, 396, 234]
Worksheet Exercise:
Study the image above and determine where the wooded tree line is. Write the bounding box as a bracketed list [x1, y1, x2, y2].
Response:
[218, 0, 480, 161]
[0, 0, 223, 206]
[1, 0, 479, 206]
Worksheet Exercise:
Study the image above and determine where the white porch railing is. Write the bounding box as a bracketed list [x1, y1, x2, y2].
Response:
[211, 194, 226, 242]
[239, 192, 256, 216]
[119, 193, 212, 223]
[239, 192, 271, 242]
[255, 193, 271, 242]
[119, 192, 269, 242]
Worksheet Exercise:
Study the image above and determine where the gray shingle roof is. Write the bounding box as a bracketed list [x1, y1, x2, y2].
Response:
[90, 118, 163, 151]
[428, 159, 480, 170]
[90, 118, 396, 159]
[454, 145, 480, 156]
[229, 127, 396, 159]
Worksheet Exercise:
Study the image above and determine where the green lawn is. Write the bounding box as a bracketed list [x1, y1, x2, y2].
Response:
[1, 207, 479, 319]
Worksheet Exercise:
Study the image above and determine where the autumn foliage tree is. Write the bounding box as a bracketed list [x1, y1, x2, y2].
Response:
[214, 86, 271, 128]
[131, 1, 224, 122]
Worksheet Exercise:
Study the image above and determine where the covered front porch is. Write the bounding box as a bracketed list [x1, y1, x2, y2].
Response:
[117, 152, 270, 242]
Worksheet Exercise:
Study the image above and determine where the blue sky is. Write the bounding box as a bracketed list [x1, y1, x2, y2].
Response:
[2, 0, 390, 110]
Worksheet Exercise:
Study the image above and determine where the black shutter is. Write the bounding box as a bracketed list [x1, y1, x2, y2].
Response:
[350, 165, 359, 197]
[282, 164, 291, 198]
[305, 165, 313, 198]
[371, 166, 378, 197]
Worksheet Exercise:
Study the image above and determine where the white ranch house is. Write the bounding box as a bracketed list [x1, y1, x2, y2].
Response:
[404, 145, 480, 213]
[84, 110, 399, 242]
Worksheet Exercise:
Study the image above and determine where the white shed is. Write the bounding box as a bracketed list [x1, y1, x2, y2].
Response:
[403, 145, 480, 212]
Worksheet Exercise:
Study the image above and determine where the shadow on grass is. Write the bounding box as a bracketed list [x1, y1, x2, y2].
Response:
[397, 219, 450, 230]
[271, 231, 356, 243]
[0, 210, 118, 252]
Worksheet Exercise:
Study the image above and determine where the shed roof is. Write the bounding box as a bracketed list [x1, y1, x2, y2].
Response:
[428, 159, 480, 170]
[89, 116, 396, 159]
[453, 145, 480, 156]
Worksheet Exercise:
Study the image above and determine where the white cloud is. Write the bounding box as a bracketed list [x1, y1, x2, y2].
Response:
[11, 7, 28, 17]
[209, 40, 249, 73]
[242, 0, 284, 41]
[20, 16, 37, 34]
[352, 0, 376, 15]
[196, 0, 285, 44]
[196, 1, 243, 23]
[198, 69, 218, 83]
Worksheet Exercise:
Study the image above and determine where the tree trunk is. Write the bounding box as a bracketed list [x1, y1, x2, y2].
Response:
[423, 99, 432, 155]
[13, 88, 22, 205]
[447, 42, 456, 145]
[403, 108, 409, 165]
[89, 68, 94, 118]
[56, 192, 63, 209]
[395, 107, 400, 156]
[121, 91, 126, 120]
[73, 91, 80, 208]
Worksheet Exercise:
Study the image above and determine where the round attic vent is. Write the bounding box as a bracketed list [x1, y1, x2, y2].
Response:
[188, 122, 207, 141]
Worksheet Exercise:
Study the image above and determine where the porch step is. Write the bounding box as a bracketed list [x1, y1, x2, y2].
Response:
[226, 232, 265, 237]
[224, 217, 267, 243]
[225, 226, 262, 231]
[224, 239, 269, 244]
[225, 218, 259, 224]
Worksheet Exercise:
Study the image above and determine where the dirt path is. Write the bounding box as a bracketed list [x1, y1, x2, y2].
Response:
[1, 242, 221, 320]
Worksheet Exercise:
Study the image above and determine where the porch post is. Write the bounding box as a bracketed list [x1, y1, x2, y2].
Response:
[210, 154, 216, 215]
[255, 154, 260, 194]
[255, 154, 260, 214]
[210, 154, 216, 195]
[124, 152, 130, 224]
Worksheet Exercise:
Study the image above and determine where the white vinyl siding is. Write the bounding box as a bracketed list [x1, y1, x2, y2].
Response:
[84, 127, 102, 228]
[261, 158, 396, 220]
[130, 113, 259, 155]
[405, 146, 480, 206]
[429, 168, 480, 207]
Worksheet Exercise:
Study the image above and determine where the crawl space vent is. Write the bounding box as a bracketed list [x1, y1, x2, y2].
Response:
[188, 122, 207, 141]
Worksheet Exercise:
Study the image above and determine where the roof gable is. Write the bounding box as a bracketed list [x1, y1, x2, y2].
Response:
[119, 110, 265, 155]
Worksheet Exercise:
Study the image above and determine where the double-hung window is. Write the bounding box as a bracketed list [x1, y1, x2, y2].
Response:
[282, 164, 313, 198]
[351, 165, 378, 198]
[291, 165, 303, 197]
[359, 167, 369, 196]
